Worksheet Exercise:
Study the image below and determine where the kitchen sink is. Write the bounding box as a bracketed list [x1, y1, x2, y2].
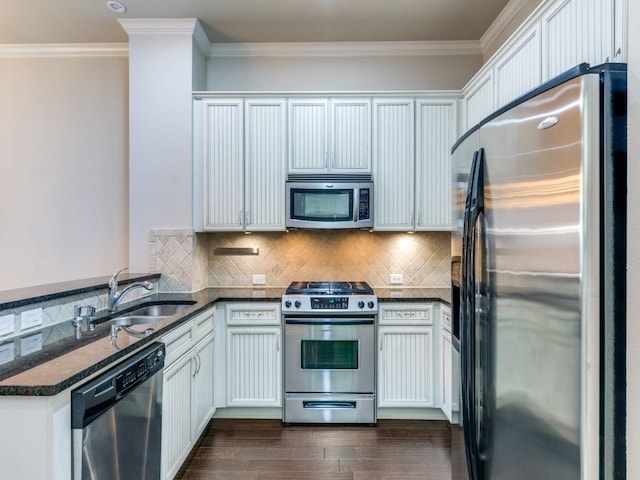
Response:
[99, 301, 196, 328]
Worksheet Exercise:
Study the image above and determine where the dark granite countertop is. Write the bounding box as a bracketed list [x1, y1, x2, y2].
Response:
[0, 285, 448, 397]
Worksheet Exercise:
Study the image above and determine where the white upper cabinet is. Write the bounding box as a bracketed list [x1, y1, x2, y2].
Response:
[541, 0, 614, 80]
[194, 97, 286, 232]
[373, 98, 415, 231]
[493, 23, 542, 108]
[245, 99, 287, 231]
[463, 70, 494, 131]
[288, 98, 371, 174]
[415, 99, 457, 230]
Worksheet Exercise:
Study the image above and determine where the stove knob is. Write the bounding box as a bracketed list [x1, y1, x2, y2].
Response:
[358, 301, 365, 309]
[368, 301, 375, 309]
[285, 300, 292, 308]
[294, 300, 301, 308]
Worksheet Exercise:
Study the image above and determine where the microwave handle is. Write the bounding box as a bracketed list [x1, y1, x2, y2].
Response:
[354, 189, 359, 223]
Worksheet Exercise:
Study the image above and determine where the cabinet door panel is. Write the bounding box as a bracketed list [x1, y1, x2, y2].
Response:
[288, 99, 329, 173]
[494, 24, 542, 108]
[464, 71, 494, 130]
[202, 99, 244, 230]
[161, 353, 193, 479]
[373, 99, 415, 230]
[227, 327, 281, 406]
[542, 0, 614, 80]
[378, 326, 434, 407]
[245, 99, 286, 230]
[416, 100, 456, 230]
[440, 329, 453, 421]
[193, 333, 215, 438]
[331, 98, 372, 172]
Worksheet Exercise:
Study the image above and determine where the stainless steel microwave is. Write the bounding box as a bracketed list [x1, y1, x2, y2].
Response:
[285, 180, 374, 229]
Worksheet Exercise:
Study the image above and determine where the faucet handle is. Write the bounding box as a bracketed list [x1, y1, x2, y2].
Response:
[74, 305, 96, 320]
[109, 267, 128, 287]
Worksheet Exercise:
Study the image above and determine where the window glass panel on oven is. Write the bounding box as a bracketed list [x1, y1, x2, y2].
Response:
[301, 340, 358, 369]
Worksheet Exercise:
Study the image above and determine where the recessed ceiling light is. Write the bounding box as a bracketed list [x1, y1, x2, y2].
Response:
[106, 1, 127, 14]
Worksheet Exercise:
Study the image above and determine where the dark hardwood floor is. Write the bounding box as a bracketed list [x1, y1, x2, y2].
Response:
[175, 418, 452, 480]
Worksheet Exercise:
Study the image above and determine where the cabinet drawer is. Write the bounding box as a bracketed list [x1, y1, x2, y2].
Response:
[226, 303, 281, 326]
[162, 321, 194, 366]
[194, 310, 215, 341]
[379, 304, 434, 325]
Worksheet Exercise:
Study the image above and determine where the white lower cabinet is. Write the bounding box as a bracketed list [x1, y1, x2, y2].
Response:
[439, 304, 458, 422]
[161, 308, 216, 480]
[377, 303, 435, 408]
[225, 303, 282, 407]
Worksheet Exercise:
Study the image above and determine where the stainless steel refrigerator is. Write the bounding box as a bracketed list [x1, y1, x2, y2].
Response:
[451, 63, 627, 480]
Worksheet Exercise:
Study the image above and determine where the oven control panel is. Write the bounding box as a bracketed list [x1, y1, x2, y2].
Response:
[282, 295, 377, 313]
[311, 296, 349, 309]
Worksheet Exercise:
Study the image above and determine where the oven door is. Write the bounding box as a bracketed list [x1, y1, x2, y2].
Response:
[284, 316, 375, 394]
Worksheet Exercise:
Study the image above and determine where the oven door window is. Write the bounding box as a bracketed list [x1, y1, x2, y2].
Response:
[291, 189, 353, 222]
[301, 340, 358, 369]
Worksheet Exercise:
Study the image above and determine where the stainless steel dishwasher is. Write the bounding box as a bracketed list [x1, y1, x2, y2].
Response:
[71, 342, 165, 480]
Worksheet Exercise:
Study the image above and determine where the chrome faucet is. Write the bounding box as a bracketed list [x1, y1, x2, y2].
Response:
[107, 268, 154, 312]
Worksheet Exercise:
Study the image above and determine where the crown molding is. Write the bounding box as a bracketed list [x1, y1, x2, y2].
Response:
[479, 0, 529, 53]
[118, 18, 200, 36]
[208, 40, 482, 58]
[0, 43, 128, 58]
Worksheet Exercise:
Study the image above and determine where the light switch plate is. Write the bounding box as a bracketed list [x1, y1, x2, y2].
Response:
[252, 274, 266, 285]
[0, 342, 15, 366]
[0, 314, 15, 337]
[20, 307, 43, 330]
[390, 273, 404, 285]
[21, 333, 43, 356]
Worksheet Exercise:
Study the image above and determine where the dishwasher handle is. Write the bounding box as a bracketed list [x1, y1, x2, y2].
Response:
[71, 342, 165, 429]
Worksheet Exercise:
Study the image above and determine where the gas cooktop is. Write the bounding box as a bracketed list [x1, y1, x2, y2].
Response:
[285, 281, 374, 296]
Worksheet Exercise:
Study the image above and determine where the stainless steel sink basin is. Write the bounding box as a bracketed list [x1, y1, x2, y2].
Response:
[101, 301, 195, 328]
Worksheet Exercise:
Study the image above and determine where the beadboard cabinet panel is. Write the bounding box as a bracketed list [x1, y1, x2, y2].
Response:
[494, 24, 542, 108]
[415, 100, 457, 230]
[245, 99, 287, 230]
[331, 98, 372, 172]
[373, 98, 415, 230]
[378, 326, 435, 407]
[542, 0, 614, 80]
[463, 71, 494, 131]
[288, 99, 329, 173]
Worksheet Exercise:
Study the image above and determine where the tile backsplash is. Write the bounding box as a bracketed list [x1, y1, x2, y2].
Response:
[202, 230, 451, 288]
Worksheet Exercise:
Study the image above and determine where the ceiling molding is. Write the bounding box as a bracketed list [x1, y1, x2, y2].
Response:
[479, 0, 530, 53]
[192, 20, 211, 54]
[118, 18, 200, 36]
[208, 41, 482, 58]
[0, 43, 128, 58]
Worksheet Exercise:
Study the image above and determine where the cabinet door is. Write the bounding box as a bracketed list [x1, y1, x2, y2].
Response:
[373, 98, 415, 230]
[378, 326, 434, 407]
[463, 70, 494, 131]
[415, 99, 457, 230]
[493, 23, 542, 108]
[541, 0, 614, 81]
[245, 99, 287, 230]
[227, 326, 282, 406]
[440, 328, 453, 422]
[199, 98, 245, 231]
[288, 99, 329, 173]
[331, 98, 372, 172]
[193, 332, 215, 438]
[161, 352, 194, 480]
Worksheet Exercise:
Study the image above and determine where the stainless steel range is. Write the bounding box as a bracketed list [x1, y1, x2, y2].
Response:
[282, 281, 377, 424]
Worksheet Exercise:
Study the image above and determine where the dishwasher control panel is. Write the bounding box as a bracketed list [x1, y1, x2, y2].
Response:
[117, 348, 164, 391]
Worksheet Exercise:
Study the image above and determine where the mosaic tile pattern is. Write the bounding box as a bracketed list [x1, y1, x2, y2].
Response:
[205, 230, 451, 288]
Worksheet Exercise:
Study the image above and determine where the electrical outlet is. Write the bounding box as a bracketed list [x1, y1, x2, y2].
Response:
[252, 274, 266, 285]
[390, 273, 404, 285]
[20, 307, 43, 330]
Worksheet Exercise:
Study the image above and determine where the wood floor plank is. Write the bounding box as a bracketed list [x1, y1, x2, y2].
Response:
[175, 418, 452, 479]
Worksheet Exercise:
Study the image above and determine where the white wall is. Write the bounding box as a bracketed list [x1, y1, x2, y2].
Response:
[206, 54, 482, 91]
[0, 56, 129, 291]
[627, 0, 638, 476]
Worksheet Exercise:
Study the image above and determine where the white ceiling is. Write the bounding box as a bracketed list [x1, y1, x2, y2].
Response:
[1, 0, 512, 45]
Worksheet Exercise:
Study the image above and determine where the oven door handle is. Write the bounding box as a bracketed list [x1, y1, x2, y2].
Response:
[284, 319, 375, 326]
